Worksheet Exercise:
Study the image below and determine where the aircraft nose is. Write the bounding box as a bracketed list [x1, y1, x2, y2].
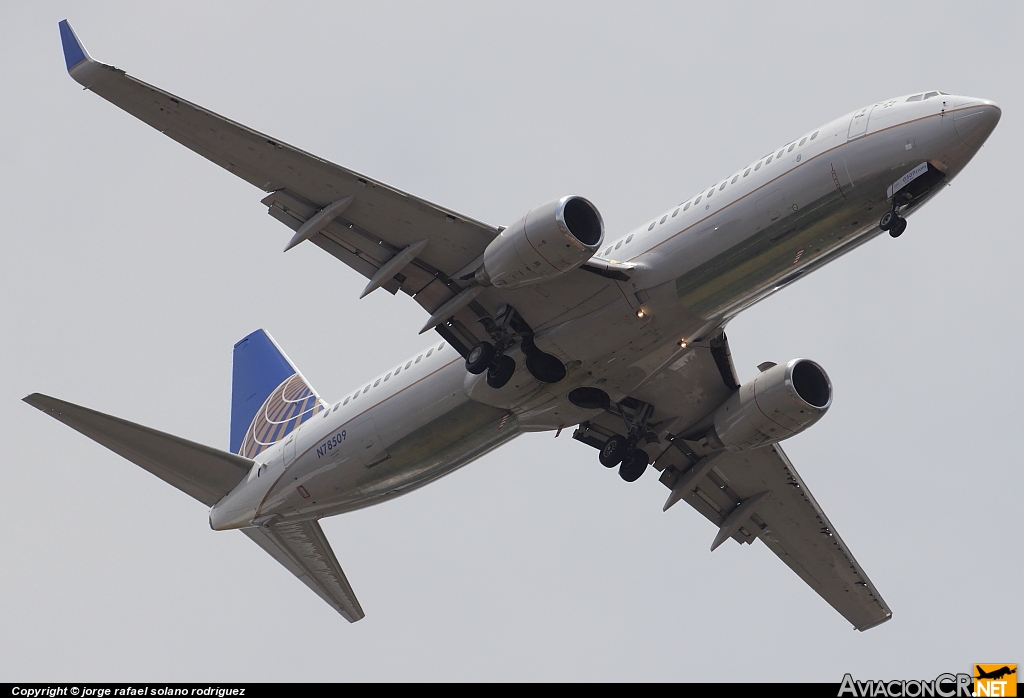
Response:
[953, 99, 1001, 150]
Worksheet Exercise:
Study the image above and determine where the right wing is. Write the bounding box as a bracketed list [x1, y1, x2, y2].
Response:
[58, 21, 619, 354]
[243, 520, 364, 623]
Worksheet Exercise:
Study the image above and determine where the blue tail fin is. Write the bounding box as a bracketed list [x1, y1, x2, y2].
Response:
[230, 330, 324, 458]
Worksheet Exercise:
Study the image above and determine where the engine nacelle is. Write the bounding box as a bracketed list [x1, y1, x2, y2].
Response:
[707, 359, 832, 452]
[478, 196, 604, 289]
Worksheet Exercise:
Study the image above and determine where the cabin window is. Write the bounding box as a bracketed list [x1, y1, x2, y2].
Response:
[719, 181, 727, 191]
[353, 391, 359, 400]
[323, 407, 330, 418]
[374, 379, 381, 387]
[660, 215, 667, 224]
[799, 137, 807, 146]
[731, 175, 739, 184]
[777, 149, 785, 158]
[384, 372, 391, 382]
[755, 162, 762, 171]
[648, 222, 655, 231]
[363, 385, 370, 393]
[788, 143, 795, 152]
[333, 403, 339, 411]
[626, 234, 634, 243]
[343, 397, 350, 406]
[694, 195, 701, 204]
[438, 343, 445, 351]
[415, 355, 422, 363]
[766, 155, 773, 165]
[683, 202, 691, 211]
[810, 131, 819, 140]
[426, 348, 433, 357]
[405, 361, 412, 369]
[672, 208, 679, 217]
[744, 168, 751, 177]
[394, 366, 401, 376]
[615, 240, 622, 249]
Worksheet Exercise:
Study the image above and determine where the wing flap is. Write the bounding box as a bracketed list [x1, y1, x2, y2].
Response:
[243, 520, 364, 622]
[24, 393, 251, 507]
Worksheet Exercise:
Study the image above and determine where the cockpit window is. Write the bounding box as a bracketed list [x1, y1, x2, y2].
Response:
[906, 94, 923, 102]
[923, 91, 940, 100]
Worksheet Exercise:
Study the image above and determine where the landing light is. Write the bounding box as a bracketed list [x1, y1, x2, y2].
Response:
[679, 339, 688, 348]
[636, 309, 646, 318]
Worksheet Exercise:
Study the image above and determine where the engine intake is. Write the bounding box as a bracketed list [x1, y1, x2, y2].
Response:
[707, 359, 832, 451]
[478, 196, 604, 289]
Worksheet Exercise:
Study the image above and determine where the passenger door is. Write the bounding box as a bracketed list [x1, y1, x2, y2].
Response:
[847, 105, 876, 139]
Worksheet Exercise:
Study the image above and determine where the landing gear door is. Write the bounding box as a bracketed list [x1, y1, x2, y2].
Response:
[847, 105, 876, 140]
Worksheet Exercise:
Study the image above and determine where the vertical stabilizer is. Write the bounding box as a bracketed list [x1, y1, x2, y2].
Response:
[230, 330, 324, 457]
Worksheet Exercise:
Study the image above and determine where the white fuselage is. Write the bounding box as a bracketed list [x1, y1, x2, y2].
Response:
[210, 93, 999, 531]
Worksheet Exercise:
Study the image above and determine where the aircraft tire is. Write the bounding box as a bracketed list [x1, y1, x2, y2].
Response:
[879, 210, 896, 231]
[465, 341, 496, 375]
[889, 216, 907, 238]
[486, 355, 516, 389]
[619, 449, 650, 482]
[599, 435, 629, 467]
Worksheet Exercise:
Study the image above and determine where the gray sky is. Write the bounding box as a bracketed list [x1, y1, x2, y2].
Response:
[2, 0, 1020, 682]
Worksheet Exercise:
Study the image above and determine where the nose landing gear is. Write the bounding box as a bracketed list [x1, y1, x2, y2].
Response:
[879, 208, 907, 238]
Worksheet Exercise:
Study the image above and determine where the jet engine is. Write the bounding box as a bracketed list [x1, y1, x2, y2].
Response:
[706, 359, 832, 451]
[477, 196, 604, 289]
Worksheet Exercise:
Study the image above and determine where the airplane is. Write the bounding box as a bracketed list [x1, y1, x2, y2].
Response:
[28, 20, 1000, 631]
[975, 667, 1017, 681]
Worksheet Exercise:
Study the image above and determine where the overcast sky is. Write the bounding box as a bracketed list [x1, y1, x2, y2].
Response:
[2, 1, 1020, 682]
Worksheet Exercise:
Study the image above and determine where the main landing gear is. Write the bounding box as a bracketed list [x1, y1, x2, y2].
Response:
[465, 340, 517, 389]
[879, 208, 907, 238]
[599, 435, 651, 482]
[589, 396, 656, 483]
[465, 306, 567, 389]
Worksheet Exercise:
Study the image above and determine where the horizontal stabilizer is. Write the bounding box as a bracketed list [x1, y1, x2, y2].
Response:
[24, 393, 252, 507]
[244, 520, 364, 622]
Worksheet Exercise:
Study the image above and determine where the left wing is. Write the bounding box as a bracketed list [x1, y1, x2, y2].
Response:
[58, 20, 618, 353]
[573, 333, 892, 631]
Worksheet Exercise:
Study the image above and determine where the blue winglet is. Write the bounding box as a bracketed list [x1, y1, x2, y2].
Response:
[59, 20, 90, 71]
